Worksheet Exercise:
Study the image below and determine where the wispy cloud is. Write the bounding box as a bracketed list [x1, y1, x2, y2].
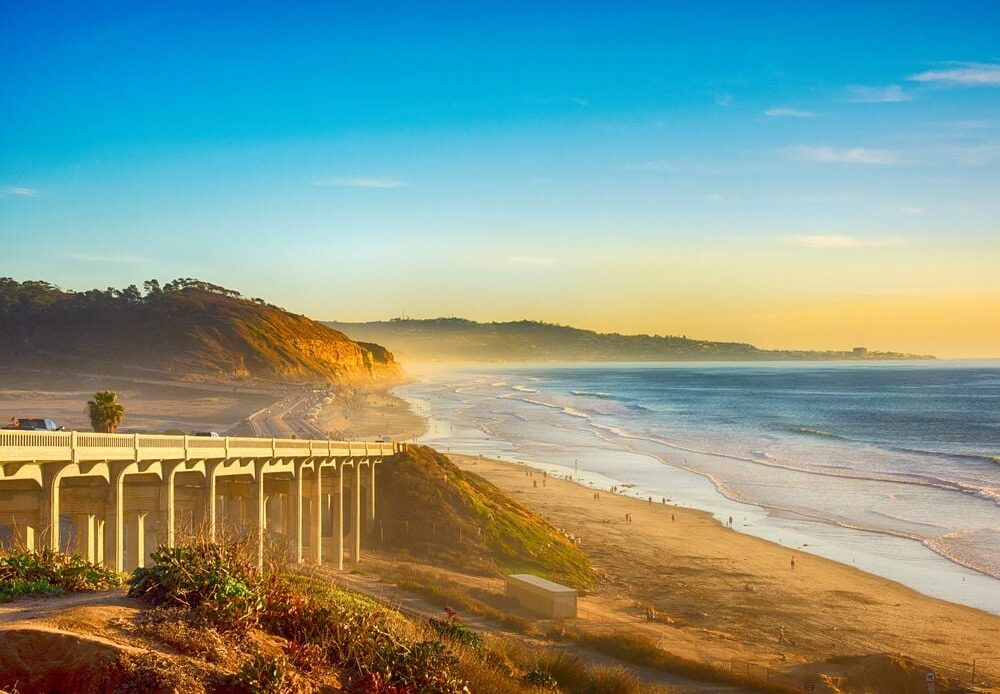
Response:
[845, 85, 912, 103]
[66, 253, 144, 263]
[714, 93, 734, 107]
[782, 234, 906, 250]
[313, 177, 407, 189]
[765, 107, 817, 118]
[898, 206, 924, 216]
[505, 256, 555, 268]
[908, 62, 1000, 86]
[788, 146, 902, 165]
[706, 193, 729, 202]
[1, 186, 40, 197]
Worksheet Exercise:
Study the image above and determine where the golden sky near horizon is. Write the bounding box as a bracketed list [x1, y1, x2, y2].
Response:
[288, 234, 998, 359]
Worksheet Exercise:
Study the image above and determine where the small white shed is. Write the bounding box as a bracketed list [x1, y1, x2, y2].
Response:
[505, 573, 578, 619]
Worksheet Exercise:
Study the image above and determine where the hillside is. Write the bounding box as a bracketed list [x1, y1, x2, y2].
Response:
[326, 317, 934, 363]
[375, 446, 595, 589]
[0, 278, 401, 384]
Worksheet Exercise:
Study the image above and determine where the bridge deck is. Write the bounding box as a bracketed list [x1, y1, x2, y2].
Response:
[0, 430, 398, 464]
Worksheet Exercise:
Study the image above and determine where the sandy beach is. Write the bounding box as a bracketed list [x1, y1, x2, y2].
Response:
[0, 369, 278, 434]
[442, 453, 1000, 684]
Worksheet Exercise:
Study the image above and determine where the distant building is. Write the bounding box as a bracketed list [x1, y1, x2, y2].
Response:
[853, 347, 869, 358]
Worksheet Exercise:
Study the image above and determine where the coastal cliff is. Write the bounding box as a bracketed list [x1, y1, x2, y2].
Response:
[0, 278, 400, 385]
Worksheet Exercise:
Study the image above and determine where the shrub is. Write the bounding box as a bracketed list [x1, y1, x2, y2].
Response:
[127, 544, 263, 630]
[0, 547, 120, 601]
[228, 654, 294, 694]
[428, 607, 484, 652]
[264, 575, 469, 693]
[522, 668, 558, 688]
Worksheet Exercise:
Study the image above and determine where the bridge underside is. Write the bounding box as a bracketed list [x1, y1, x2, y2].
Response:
[0, 432, 397, 572]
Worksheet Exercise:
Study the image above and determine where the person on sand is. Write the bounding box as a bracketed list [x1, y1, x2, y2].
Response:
[671, 513, 675, 522]
[533, 480, 537, 488]
[790, 556, 796, 570]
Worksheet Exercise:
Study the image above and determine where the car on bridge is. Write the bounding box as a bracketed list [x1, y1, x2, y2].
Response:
[3, 418, 64, 431]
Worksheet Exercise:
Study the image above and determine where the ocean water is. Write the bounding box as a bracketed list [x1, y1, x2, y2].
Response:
[398, 362, 1000, 614]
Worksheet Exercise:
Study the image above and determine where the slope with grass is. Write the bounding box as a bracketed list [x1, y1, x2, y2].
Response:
[0, 544, 660, 694]
[0, 277, 400, 384]
[376, 446, 596, 589]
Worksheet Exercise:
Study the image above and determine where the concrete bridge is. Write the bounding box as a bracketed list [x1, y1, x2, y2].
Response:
[0, 430, 402, 572]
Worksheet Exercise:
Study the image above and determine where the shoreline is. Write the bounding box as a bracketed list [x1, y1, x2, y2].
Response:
[442, 453, 1000, 681]
[395, 375, 1000, 615]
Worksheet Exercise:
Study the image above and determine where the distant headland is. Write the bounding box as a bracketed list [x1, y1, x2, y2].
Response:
[325, 318, 935, 363]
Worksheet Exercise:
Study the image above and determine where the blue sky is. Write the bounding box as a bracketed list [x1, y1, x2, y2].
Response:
[2, 1, 1000, 355]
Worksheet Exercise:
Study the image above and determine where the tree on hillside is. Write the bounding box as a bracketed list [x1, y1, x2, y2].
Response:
[86, 391, 126, 433]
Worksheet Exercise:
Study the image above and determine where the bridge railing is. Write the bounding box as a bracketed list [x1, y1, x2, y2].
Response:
[0, 430, 401, 463]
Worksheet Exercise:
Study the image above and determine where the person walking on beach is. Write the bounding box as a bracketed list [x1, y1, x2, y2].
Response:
[671, 513, 675, 522]
[790, 556, 796, 570]
[728, 515, 733, 528]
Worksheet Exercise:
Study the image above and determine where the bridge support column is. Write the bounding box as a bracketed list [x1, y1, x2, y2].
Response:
[312, 462, 322, 564]
[287, 461, 303, 563]
[73, 513, 96, 563]
[352, 463, 362, 564]
[159, 461, 181, 548]
[95, 517, 105, 563]
[105, 464, 128, 571]
[14, 521, 37, 553]
[39, 463, 71, 552]
[336, 463, 344, 571]
[250, 460, 266, 570]
[125, 510, 147, 570]
[204, 461, 221, 542]
[367, 460, 376, 539]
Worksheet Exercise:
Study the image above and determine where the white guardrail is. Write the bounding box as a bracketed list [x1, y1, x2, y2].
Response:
[0, 430, 401, 464]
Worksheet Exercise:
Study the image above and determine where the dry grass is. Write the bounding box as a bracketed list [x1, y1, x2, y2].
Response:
[566, 630, 799, 694]
[371, 562, 535, 632]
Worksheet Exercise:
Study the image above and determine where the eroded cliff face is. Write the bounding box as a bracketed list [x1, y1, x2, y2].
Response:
[161, 300, 403, 384]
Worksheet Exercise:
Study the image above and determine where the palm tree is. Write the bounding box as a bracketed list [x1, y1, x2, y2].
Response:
[85, 391, 126, 433]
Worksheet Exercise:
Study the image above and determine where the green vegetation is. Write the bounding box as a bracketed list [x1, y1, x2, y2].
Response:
[0, 546, 121, 601]
[121, 541, 663, 693]
[128, 544, 264, 629]
[0, 277, 398, 383]
[376, 445, 596, 589]
[85, 390, 126, 433]
[328, 316, 934, 361]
